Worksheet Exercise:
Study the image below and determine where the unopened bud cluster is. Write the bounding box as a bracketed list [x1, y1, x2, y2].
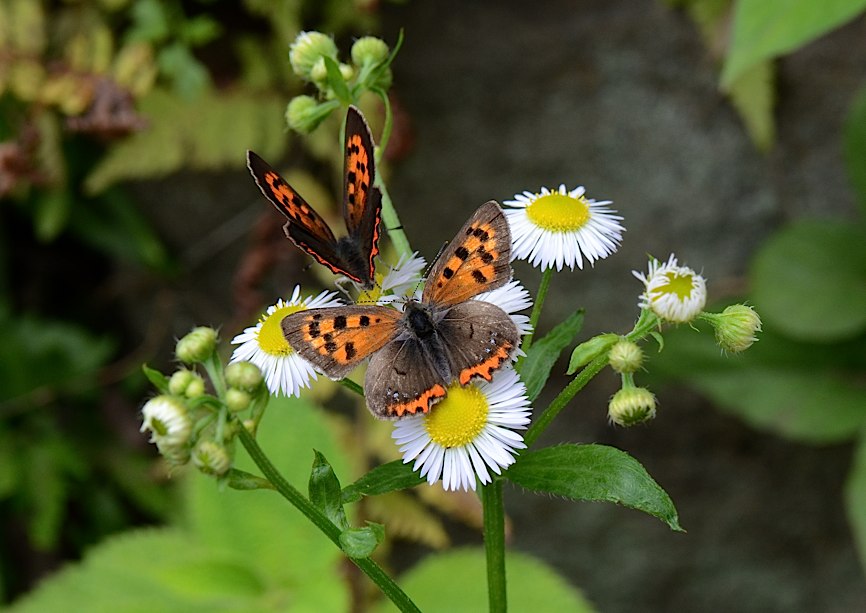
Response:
[139, 327, 265, 479]
[285, 31, 394, 133]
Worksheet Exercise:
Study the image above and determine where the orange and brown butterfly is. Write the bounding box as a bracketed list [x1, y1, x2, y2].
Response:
[247, 106, 382, 289]
[282, 201, 521, 419]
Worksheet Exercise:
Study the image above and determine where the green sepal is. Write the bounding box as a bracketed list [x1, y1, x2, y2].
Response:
[309, 450, 349, 530]
[339, 522, 385, 558]
[225, 469, 274, 491]
[341, 460, 425, 504]
[141, 364, 170, 394]
[506, 444, 683, 531]
[521, 309, 584, 399]
[566, 333, 618, 375]
[649, 331, 664, 351]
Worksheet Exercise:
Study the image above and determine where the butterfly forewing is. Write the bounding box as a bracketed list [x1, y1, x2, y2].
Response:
[282, 306, 401, 380]
[423, 201, 513, 306]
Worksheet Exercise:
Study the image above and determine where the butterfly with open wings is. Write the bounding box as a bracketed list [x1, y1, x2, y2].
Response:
[282, 201, 521, 419]
[247, 106, 382, 289]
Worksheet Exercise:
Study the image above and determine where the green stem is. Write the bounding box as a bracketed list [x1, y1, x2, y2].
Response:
[521, 268, 553, 355]
[482, 481, 507, 613]
[523, 310, 662, 448]
[339, 377, 365, 397]
[237, 427, 420, 612]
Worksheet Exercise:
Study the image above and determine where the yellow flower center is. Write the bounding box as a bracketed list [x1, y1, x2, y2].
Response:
[256, 304, 305, 356]
[525, 193, 590, 232]
[424, 383, 489, 448]
[653, 271, 696, 302]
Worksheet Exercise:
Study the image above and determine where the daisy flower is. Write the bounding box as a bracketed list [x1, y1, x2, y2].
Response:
[392, 368, 531, 492]
[504, 184, 624, 271]
[229, 285, 343, 396]
[633, 254, 707, 323]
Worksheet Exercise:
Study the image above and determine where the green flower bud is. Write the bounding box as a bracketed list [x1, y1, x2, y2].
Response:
[289, 31, 338, 80]
[286, 95, 336, 134]
[703, 305, 762, 353]
[140, 395, 192, 448]
[608, 386, 657, 427]
[175, 327, 218, 364]
[192, 440, 231, 477]
[168, 369, 196, 396]
[339, 62, 354, 82]
[351, 36, 389, 67]
[225, 388, 252, 413]
[309, 57, 328, 85]
[608, 340, 643, 374]
[185, 376, 206, 399]
[224, 361, 264, 392]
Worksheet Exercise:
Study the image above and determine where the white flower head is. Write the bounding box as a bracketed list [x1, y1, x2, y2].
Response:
[392, 368, 531, 492]
[504, 184, 624, 271]
[633, 254, 707, 323]
[379, 251, 427, 297]
[141, 395, 192, 448]
[229, 285, 343, 397]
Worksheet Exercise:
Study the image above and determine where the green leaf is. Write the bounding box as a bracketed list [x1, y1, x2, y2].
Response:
[339, 522, 385, 558]
[520, 309, 584, 400]
[567, 333, 619, 375]
[226, 468, 274, 491]
[323, 56, 351, 103]
[141, 363, 170, 394]
[751, 220, 866, 341]
[373, 548, 595, 613]
[127, 0, 170, 43]
[85, 88, 286, 194]
[647, 324, 866, 443]
[309, 450, 349, 530]
[726, 60, 776, 151]
[34, 188, 71, 242]
[506, 444, 683, 531]
[845, 432, 866, 572]
[721, 0, 866, 87]
[844, 86, 866, 213]
[157, 42, 210, 99]
[341, 460, 425, 504]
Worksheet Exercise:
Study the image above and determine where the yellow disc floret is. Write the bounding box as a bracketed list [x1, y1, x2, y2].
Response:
[256, 304, 305, 356]
[424, 384, 489, 448]
[526, 193, 590, 232]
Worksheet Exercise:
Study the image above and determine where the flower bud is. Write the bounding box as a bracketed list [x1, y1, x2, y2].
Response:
[192, 440, 231, 477]
[286, 95, 334, 134]
[140, 395, 192, 448]
[225, 361, 264, 392]
[168, 368, 206, 398]
[608, 386, 657, 427]
[289, 31, 338, 80]
[175, 327, 217, 364]
[225, 388, 252, 413]
[351, 36, 389, 67]
[338, 62, 354, 82]
[608, 340, 643, 374]
[704, 304, 762, 353]
[634, 255, 707, 323]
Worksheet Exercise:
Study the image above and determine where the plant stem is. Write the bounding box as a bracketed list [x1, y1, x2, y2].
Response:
[339, 378, 365, 397]
[237, 427, 420, 612]
[482, 480, 507, 613]
[520, 268, 553, 355]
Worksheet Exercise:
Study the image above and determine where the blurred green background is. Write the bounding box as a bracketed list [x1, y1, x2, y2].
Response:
[2, 0, 865, 611]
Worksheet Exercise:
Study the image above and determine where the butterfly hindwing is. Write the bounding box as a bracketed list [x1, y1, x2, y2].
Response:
[423, 200, 513, 306]
[437, 300, 520, 386]
[282, 306, 401, 380]
[365, 337, 448, 419]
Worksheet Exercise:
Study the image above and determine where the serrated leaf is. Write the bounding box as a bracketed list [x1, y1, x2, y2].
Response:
[751, 220, 866, 341]
[339, 522, 384, 558]
[506, 444, 683, 531]
[309, 450, 348, 530]
[341, 460, 425, 503]
[323, 55, 351, 103]
[726, 60, 775, 151]
[373, 548, 595, 613]
[721, 0, 866, 87]
[845, 433, 866, 572]
[567, 333, 618, 375]
[844, 86, 866, 213]
[85, 88, 286, 194]
[520, 309, 584, 400]
[141, 363, 170, 393]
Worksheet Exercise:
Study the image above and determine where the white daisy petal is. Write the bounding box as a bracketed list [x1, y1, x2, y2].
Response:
[633, 254, 707, 323]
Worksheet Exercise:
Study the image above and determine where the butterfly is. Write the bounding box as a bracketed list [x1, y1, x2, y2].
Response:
[282, 201, 521, 419]
[247, 106, 383, 289]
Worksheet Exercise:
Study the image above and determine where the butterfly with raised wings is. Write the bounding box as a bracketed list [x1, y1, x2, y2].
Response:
[282, 201, 521, 419]
[247, 106, 382, 289]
